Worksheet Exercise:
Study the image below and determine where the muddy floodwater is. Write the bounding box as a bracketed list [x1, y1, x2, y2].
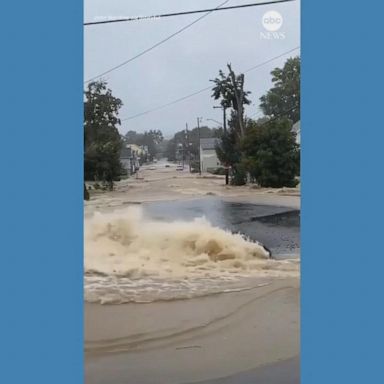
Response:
[85, 195, 301, 384]
[85, 198, 300, 304]
[144, 198, 300, 258]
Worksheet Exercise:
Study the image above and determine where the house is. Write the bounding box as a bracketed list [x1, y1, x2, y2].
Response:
[199, 138, 222, 172]
[120, 143, 146, 175]
[292, 121, 301, 145]
[120, 145, 135, 176]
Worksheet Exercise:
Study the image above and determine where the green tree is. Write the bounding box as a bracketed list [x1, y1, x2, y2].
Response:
[165, 139, 177, 162]
[146, 129, 164, 145]
[124, 130, 143, 144]
[211, 64, 251, 185]
[143, 130, 164, 161]
[241, 119, 300, 187]
[215, 127, 247, 185]
[260, 56, 300, 123]
[211, 64, 251, 138]
[165, 126, 219, 162]
[211, 65, 251, 185]
[156, 139, 170, 159]
[84, 81, 123, 188]
[124, 129, 164, 162]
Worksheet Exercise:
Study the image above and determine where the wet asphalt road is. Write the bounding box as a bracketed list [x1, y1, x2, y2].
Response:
[143, 198, 300, 258]
[143, 198, 300, 384]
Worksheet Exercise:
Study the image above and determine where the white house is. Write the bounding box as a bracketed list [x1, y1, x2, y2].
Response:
[120, 145, 136, 176]
[199, 138, 222, 172]
[292, 121, 301, 145]
[120, 144, 148, 175]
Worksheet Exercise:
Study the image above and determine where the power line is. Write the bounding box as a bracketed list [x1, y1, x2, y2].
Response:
[85, 0, 230, 84]
[255, 103, 300, 125]
[248, 110, 264, 118]
[121, 46, 300, 122]
[84, 0, 296, 26]
[243, 47, 299, 73]
[122, 88, 212, 121]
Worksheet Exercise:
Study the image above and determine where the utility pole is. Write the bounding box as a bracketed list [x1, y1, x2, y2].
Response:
[197, 117, 202, 175]
[186, 123, 191, 172]
[214, 105, 229, 185]
[181, 124, 185, 169]
[213, 105, 227, 133]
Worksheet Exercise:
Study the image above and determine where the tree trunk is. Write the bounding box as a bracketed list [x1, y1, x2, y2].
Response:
[227, 64, 245, 138]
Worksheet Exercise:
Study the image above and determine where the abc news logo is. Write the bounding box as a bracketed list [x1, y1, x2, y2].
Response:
[260, 11, 285, 40]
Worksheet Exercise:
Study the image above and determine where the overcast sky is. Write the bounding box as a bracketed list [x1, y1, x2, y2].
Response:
[84, 0, 300, 138]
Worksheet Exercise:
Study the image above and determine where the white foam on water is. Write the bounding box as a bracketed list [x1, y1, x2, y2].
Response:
[84, 206, 299, 304]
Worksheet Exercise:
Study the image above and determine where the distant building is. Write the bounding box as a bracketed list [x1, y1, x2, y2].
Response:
[120, 145, 135, 176]
[120, 143, 148, 175]
[199, 138, 222, 172]
[292, 121, 301, 145]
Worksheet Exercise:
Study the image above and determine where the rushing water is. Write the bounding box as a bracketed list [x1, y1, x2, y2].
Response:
[143, 199, 300, 258]
[84, 199, 300, 304]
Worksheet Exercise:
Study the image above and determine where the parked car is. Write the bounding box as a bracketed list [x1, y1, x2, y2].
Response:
[176, 165, 184, 171]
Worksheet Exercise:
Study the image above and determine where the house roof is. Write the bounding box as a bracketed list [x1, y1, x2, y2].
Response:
[200, 138, 221, 150]
[121, 143, 147, 157]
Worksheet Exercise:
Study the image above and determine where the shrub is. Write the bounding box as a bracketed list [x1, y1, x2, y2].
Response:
[231, 163, 247, 185]
[242, 119, 300, 188]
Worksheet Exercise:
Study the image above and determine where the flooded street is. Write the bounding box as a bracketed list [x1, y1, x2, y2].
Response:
[85, 165, 300, 304]
[144, 198, 300, 258]
[85, 164, 300, 383]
